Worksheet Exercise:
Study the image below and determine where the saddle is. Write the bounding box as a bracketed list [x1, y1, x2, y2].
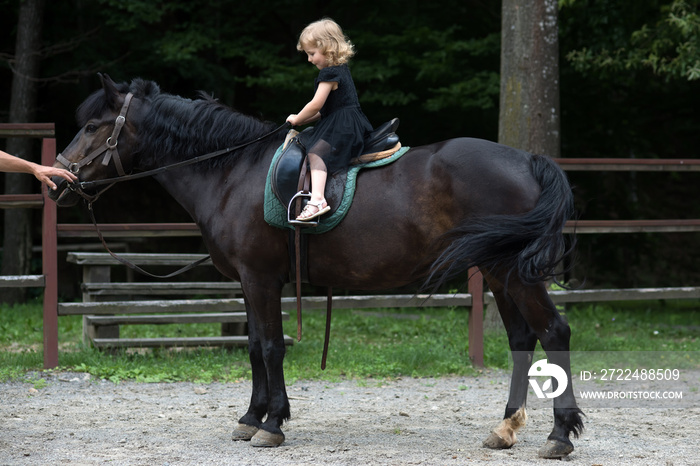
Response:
[270, 118, 401, 226]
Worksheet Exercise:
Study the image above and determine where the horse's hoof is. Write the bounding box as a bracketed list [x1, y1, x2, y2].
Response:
[232, 423, 259, 441]
[537, 439, 574, 458]
[250, 429, 285, 447]
[483, 407, 525, 449]
[483, 432, 514, 449]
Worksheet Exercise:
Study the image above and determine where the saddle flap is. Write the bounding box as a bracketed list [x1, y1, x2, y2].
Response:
[271, 137, 307, 207]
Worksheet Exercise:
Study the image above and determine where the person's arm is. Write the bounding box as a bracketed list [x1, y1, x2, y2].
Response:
[0, 150, 77, 190]
[286, 81, 336, 126]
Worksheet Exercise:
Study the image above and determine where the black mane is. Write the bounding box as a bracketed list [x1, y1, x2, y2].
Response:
[78, 78, 282, 171]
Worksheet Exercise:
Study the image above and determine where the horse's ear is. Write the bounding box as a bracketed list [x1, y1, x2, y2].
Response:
[98, 73, 121, 110]
[129, 77, 160, 99]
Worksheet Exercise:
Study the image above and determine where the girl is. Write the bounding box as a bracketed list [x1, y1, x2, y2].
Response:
[286, 18, 373, 221]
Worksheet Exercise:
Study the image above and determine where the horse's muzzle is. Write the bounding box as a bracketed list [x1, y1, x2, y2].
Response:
[48, 178, 80, 207]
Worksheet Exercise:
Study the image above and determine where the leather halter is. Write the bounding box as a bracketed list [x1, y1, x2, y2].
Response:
[57, 92, 133, 178]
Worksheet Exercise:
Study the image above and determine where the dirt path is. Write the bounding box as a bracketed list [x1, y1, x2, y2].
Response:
[1, 370, 697, 465]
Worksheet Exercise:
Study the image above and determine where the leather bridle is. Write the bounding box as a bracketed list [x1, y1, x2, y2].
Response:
[58, 92, 133, 178]
[55, 92, 134, 204]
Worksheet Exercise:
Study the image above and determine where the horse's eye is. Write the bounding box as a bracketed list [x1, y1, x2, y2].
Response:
[85, 124, 98, 134]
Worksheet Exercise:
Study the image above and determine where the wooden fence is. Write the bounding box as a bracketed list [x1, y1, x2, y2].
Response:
[1, 122, 699, 369]
[0, 123, 58, 367]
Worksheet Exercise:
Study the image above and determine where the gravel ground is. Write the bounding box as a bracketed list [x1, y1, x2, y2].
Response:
[1, 370, 697, 465]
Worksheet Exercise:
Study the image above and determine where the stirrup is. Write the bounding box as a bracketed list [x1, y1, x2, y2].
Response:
[287, 191, 319, 226]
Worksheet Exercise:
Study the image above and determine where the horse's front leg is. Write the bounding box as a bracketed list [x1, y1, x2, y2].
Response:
[231, 298, 269, 441]
[231, 281, 290, 447]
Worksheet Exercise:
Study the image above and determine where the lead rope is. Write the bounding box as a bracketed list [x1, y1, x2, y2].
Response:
[85, 200, 211, 279]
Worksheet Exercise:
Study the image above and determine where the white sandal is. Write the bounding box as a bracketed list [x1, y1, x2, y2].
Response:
[296, 199, 331, 221]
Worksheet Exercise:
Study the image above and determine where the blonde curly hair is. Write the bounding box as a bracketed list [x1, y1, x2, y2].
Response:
[296, 18, 355, 66]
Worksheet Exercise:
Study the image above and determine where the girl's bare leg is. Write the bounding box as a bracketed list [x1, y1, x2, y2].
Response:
[308, 152, 327, 204]
[297, 152, 329, 220]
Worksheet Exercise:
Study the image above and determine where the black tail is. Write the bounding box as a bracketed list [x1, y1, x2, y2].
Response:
[426, 154, 575, 290]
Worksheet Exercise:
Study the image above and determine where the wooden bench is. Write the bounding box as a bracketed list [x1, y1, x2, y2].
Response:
[63, 252, 296, 348]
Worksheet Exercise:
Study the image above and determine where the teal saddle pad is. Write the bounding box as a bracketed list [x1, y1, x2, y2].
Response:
[263, 144, 410, 234]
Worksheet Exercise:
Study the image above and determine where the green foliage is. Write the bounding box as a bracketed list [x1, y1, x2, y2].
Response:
[32, 377, 48, 390]
[563, 0, 700, 80]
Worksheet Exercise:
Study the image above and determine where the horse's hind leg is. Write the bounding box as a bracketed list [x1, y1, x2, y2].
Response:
[504, 277, 584, 458]
[482, 275, 536, 450]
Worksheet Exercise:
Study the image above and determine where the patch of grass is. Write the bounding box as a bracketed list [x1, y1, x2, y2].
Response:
[567, 301, 699, 352]
[564, 301, 699, 372]
[280, 308, 481, 382]
[0, 297, 697, 383]
[32, 377, 48, 390]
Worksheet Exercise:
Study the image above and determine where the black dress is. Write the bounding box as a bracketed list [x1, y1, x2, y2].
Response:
[299, 64, 373, 174]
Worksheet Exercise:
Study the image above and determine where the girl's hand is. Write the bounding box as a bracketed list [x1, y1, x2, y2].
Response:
[286, 114, 299, 126]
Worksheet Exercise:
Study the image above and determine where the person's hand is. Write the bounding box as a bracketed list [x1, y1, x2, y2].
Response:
[286, 114, 299, 126]
[33, 165, 77, 190]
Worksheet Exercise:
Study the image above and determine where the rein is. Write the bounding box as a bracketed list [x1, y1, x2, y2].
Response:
[58, 91, 289, 278]
[84, 201, 212, 279]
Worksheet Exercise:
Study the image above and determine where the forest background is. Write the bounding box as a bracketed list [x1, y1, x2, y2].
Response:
[1, 0, 699, 300]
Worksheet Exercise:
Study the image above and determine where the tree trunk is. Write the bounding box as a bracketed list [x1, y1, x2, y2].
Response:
[1, 0, 46, 304]
[488, 0, 561, 328]
[498, 0, 560, 157]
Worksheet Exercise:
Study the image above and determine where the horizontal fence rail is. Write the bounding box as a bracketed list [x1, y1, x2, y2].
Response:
[58, 223, 202, 238]
[564, 219, 700, 234]
[553, 157, 700, 171]
[0, 123, 55, 138]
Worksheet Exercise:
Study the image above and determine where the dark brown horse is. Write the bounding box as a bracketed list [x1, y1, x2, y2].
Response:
[49, 75, 583, 458]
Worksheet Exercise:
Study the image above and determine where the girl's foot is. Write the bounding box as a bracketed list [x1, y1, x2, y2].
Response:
[296, 199, 330, 221]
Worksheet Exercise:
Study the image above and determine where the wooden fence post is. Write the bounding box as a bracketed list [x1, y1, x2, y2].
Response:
[41, 138, 59, 369]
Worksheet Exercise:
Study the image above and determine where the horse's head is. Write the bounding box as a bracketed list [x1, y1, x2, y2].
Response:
[49, 74, 156, 206]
